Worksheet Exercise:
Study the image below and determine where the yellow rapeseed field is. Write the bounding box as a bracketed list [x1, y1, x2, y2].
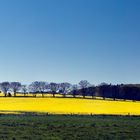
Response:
[0, 96, 140, 115]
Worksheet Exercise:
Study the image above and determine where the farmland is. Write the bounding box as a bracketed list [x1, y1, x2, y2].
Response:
[0, 95, 140, 115]
[0, 95, 140, 139]
[0, 114, 140, 140]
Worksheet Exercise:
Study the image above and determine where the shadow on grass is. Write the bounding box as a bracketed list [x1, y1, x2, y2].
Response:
[0, 110, 139, 117]
[0, 95, 139, 104]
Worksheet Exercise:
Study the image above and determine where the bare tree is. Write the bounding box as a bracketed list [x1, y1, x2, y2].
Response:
[71, 84, 78, 98]
[79, 80, 90, 98]
[0, 82, 10, 97]
[79, 80, 90, 89]
[98, 83, 109, 100]
[49, 83, 59, 97]
[38, 81, 47, 97]
[28, 81, 39, 97]
[59, 83, 71, 97]
[10, 82, 21, 97]
[21, 85, 28, 96]
[87, 85, 96, 99]
[28, 81, 47, 97]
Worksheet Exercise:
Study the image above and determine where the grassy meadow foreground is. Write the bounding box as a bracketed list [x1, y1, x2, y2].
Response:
[0, 96, 140, 140]
[0, 114, 140, 140]
[0, 95, 140, 115]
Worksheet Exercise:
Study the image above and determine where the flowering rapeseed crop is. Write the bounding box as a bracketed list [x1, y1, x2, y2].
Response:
[0, 97, 139, 115]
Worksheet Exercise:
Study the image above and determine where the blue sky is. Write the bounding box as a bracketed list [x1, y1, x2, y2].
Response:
[0, 0, 140, 85]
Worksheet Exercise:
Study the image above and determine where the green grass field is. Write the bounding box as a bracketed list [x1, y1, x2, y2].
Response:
[0, 114, 140, 140]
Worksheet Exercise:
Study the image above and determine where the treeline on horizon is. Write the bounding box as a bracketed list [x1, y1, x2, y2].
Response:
[0, 80, 140, 101]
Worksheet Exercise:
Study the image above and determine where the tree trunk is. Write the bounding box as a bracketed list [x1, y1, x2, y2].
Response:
[53, 93, 55, 97]
[73, 91, 76, 98]
[82, 89, 86, 98]
[42, 93, 44, 98]
[14, 92, 16, 97]
[33, 93, 36, 97]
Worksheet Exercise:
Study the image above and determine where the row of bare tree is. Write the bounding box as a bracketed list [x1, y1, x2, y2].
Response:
[0, 80, 91, 97]
[1, 81, 140, 101]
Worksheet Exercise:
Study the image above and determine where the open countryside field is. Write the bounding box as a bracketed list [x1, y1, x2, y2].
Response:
[0, 95, 140, 115]
[0, 115, 140, 140]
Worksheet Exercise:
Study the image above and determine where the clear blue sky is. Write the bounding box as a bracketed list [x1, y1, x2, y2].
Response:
[0, 0, 140, 85]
